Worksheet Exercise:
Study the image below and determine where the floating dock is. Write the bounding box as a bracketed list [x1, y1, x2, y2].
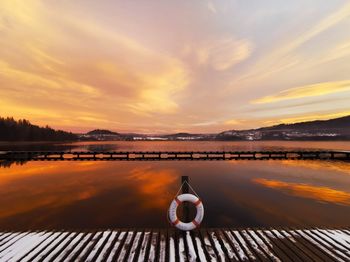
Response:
[1, 150, 350, 161]
[1, 228, 350, 261]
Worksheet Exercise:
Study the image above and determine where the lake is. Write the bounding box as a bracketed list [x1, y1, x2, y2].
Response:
[0, 141, 350, 230]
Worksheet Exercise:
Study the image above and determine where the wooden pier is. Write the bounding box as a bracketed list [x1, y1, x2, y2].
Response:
[0, 228, 350, 261]
[1, 150, 350, 161]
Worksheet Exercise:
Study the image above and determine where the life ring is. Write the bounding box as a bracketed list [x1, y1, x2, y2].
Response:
[168, 193, 204, 231]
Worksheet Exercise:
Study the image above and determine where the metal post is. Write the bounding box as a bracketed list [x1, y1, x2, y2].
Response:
[181, 176, 190, 222]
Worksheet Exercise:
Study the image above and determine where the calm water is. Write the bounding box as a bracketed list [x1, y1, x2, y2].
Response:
[0, 141, 350, 230]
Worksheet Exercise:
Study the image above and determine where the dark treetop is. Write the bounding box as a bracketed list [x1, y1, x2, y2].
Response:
[0, 117, 77, 141]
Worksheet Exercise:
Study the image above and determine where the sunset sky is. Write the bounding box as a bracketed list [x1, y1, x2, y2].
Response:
[1, 0, 350, 133]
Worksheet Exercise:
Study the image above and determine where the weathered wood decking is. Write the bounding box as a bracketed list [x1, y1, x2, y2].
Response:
[1, 150, 350, 161]
[1, 228, 350, 261]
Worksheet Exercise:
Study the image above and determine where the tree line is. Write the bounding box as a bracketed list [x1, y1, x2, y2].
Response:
[0, 117, 78, 141]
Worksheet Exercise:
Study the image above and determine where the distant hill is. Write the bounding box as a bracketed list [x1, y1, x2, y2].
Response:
[0, 117, 77, 141]
[84, 129, 134, 141]
[7, 114, 347, 142]
[218, 115, 350, 141]
[258, 115, 350, 132]
[81, 115, 350, 141]
[87, 129, 120, 135]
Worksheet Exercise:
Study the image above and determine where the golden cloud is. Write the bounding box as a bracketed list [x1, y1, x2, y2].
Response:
[0, 0, 190, 131]
[224, 119, 241, 126]
[252, 80, 350, 104]
[261, 110, 350, 126]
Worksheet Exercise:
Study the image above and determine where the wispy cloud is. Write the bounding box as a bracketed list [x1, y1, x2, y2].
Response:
[232, 2, 350, 85]
[207, 1, 217, 14]
[252, 80, 350, 104]
[189, 37, 253, 71]
[279, 2, 350, 55]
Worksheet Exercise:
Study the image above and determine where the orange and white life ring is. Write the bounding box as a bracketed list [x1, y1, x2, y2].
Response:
[168, 193, 204, 231]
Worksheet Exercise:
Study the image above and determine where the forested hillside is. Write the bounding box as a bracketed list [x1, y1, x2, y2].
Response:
[0, 117, 77, 141]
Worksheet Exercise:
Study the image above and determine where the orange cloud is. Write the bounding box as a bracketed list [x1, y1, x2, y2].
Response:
[0, 0, 190, 131]
[252, 81, 350, 104]
[254, 178, 350, 205]
[261, 110, 350, 126]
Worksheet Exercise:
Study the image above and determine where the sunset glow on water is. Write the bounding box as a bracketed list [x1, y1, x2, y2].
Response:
[1, 141, 350, 230]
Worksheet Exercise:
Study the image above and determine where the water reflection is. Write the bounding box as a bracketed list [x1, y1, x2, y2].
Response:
[253, 178, 350, 205]
[127, 166, 178, 209]
[0, 159, 350, 230]
[0, 162, 179, 230]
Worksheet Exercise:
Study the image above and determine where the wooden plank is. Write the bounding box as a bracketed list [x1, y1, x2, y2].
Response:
[302, 229, 350, 261]
[199, 230, 217, 261]
[94, 231, 119, 261]
[0, 232, 29, 254]
[279, 229, 323, 262]
[185, 231, 197, 261]
[247, 230, 281, 261]
[85, 231, 112, 261]
[138, 231, 152, 261]
[323, 229, 350, 249]
[106, 230, 128, 262]
[20, 232, 62, 261]
[269, 229, 313, 262]
[54, 232, 92, 261]
[287, 230, 333, 262]
[0, 232, 47, 261]
[294, 230, 346, 261]
[76, 231, 104, 261]
[159, 230, 167, 262]
[34, 232, 73, 261]
[0, 233, 12, 245]
[0, 229, 349, 261]
[168, 230, 176, 262]
[215, 230, 239, 261]
[128, 231, 143, 262]
[231, 230, 257, 261]
[190, 230, 208, 261]
[0, 233, 17, 247]
[43, 232, 82, 261]
[15, 232, 54, 260]
[240, 230, 269, 261]
[118, 231, 135, 261]
[177, 232, 187, 262]
[311, 229, 350, 258]
[223, 230, 249, 261]
[147, 230, 157, 261]
[264, 230, 304, 262]
[255, 230, 292, 262]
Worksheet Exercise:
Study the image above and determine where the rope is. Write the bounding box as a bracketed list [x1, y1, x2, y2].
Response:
[186, 182, 200, 198]
[174, 181, 186, 197]
[173, 180, 200, 198]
